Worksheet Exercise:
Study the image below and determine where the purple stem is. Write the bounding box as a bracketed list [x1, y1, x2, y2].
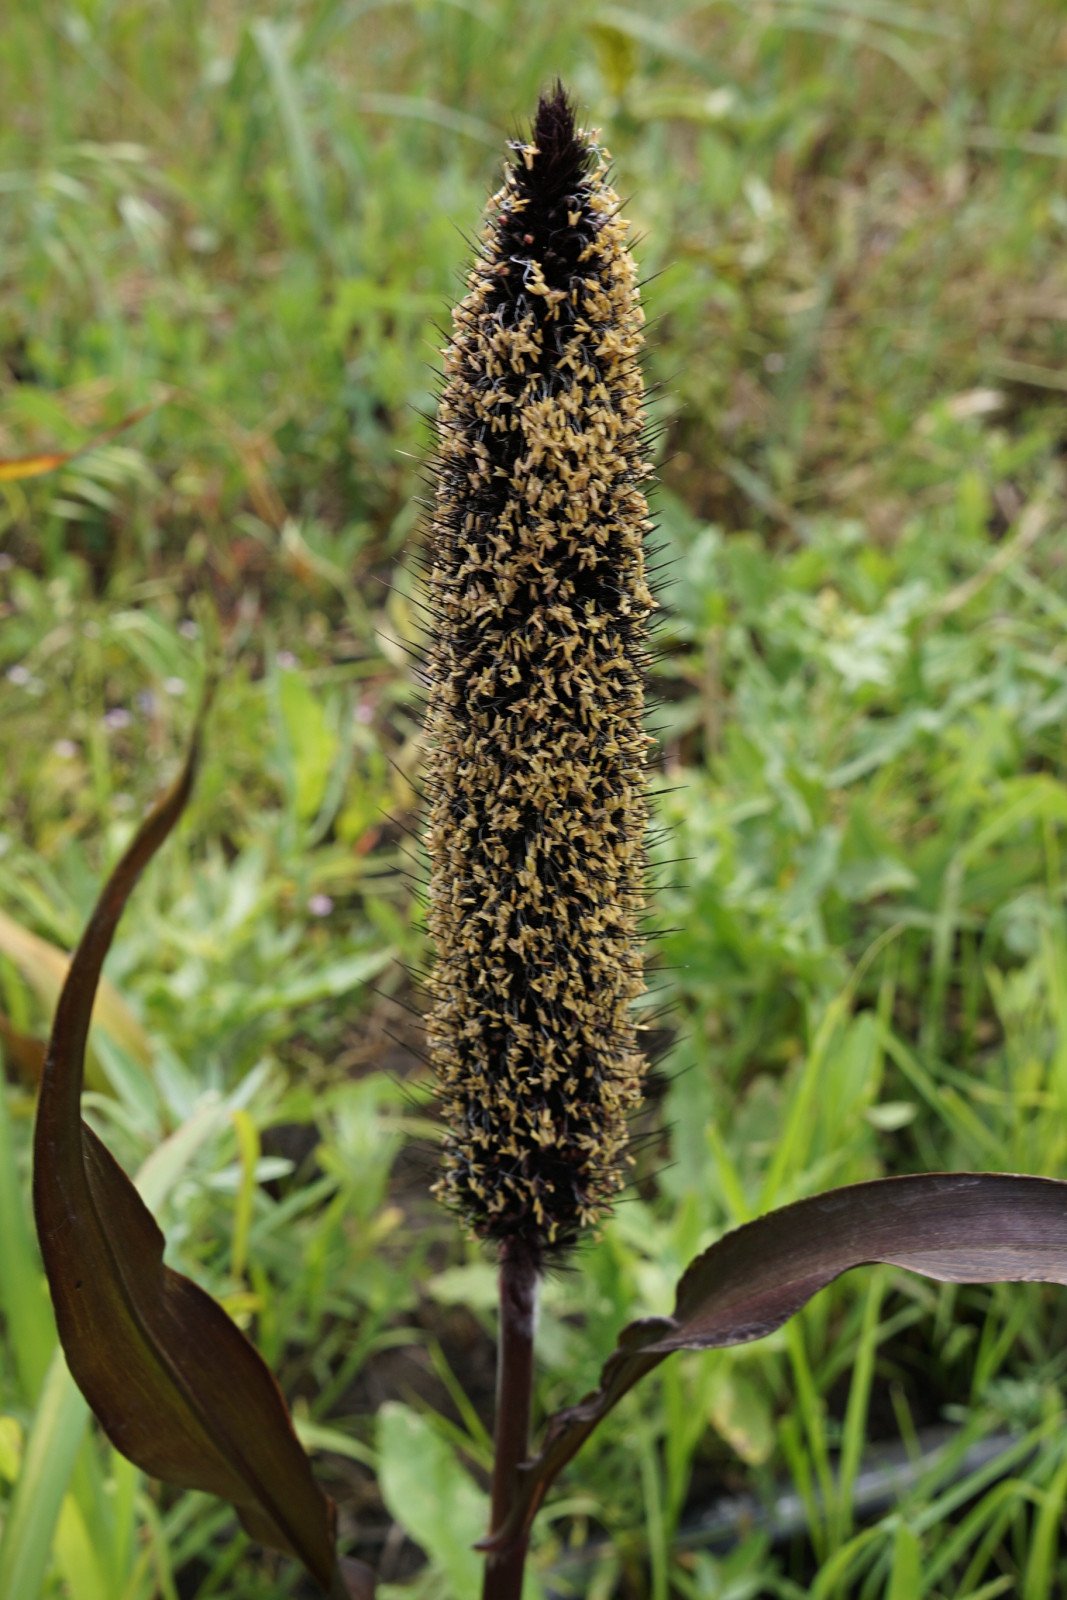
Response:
[481, 1239, 539, 1600]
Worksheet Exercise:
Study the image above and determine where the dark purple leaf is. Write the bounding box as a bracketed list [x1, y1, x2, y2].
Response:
[485, 1172, 1067, 1552]
[33, 718, 373, 1597]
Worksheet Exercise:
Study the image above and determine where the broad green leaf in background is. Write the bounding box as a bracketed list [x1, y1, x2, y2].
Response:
[31, 715, 375, 1599]
[706, 1362, 776, 1467]
[378, 1403, 488, 1600]
[275, 666, 342, 826]
[491, 1173, 1067, 1552]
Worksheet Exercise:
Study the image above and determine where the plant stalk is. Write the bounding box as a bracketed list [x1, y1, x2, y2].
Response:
[481, 1239, 539, 1600]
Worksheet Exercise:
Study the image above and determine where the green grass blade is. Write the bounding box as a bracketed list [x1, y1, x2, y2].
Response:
[1024, 1456, 1067, 1599]
[0, 1084, 54, 1401]
[251, 20, 328, 248]
[0, 1351, 91, 1600]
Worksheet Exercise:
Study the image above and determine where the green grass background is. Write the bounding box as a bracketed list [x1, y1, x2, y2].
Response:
[2, 1, 1067, 1596]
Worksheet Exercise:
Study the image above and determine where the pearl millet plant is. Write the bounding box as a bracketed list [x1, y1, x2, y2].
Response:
[424, 85, 655, 1267]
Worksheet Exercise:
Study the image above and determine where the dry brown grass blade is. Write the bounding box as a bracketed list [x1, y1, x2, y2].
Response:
[0, 401, 160, 481]
[0, 1010, 46, 1085]
[0, 906, 153, 1089]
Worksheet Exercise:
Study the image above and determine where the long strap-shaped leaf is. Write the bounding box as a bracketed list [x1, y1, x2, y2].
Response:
[32, 717, 374, 1599]
[485, 1171, 1067, 1553]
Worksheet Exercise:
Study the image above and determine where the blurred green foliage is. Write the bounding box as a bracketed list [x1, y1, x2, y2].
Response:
[2, 0, 1067, 1596]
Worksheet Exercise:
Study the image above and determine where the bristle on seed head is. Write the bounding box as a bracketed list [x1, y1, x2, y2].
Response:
[424, 85, 653, 1263]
